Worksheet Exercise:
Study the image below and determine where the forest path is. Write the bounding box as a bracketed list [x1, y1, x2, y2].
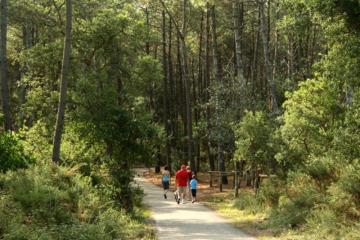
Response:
[134, 168, 256, 240]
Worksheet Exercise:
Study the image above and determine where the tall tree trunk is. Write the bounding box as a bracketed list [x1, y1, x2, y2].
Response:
[52, 0, 72, 163]
[167, 17, 174, 173]
[196, 10, 204, 173]
[176, 33, 186, 159]
[19, 23, 33, 128]
[191, 57, 199, 173]
[0, 0, 11, 131]
[162, 11, 171, 171]
[198, 11, 204, 108]
[204, 2, 215, 171]
[251, 9, 260, 103]
[180, 0, 195, 170]
[159, 0, 193, 166]
[211, 5, 227, 187]
[258, 0, 278, 113]
[272, 1, 279, 82]
[233, 0, 245, 89]
[287, 34, 294, 81]
[145, 7, 150, 55]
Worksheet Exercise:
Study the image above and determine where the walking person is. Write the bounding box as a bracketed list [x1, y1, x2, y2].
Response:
[175, 164, 188, 204]
[190, 174, 198, 203]
[186, 166, 193, 200]
[162, 166, 170, 199]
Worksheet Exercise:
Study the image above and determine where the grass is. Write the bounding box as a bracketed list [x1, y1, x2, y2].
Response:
[133, 205, 157, 240]
[202, 192, 276, 240]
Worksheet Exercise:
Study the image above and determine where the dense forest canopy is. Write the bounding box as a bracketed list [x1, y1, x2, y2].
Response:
[0, 0, 359, 239]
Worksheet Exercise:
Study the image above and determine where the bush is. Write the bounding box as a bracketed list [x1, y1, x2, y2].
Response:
[259, 177, 284, 207]
[305, 206, 339, 237]
[267, 172, 323, 229]
[326, 160, 360, 219]
[232, 191, 265, 214]
[0, 163, 154, 240]
[305, 156, 336, 184]
[0, 132, 34, 172]
[304, 206, 360, 240]
[337, 159, 360, 199]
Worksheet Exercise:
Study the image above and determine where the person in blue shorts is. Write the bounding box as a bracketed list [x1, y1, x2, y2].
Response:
[190, 174, 198, 203]
[162, 166, 170, 199]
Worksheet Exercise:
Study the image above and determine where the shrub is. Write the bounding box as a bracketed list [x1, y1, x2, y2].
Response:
[304, 206, 360, 240]
[0, 163, 154, 240]
[267, 172, 323, 229]
[337, 159, 360, 200]
[259, 177, 284, 207]
[305, 206, 339, 237]
[232, 191, 265, 214]
[0, 132, 34, 172]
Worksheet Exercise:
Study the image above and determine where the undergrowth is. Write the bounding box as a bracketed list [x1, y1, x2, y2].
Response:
[0, 163, 155, 240]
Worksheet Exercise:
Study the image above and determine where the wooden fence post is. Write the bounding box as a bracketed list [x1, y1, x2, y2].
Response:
[219, 171, 223, 192]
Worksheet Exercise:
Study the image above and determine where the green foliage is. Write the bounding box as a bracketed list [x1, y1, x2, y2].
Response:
[304, 206, 340, 239]
[0, 132, 34, 172]
[130, 55, 163, 97]
[259, 178, 284, 208]
[267, 172, 322, 229]
[333, 94, 360, 162]
[0, 163, 154, 240]
[232, 191, 265, 214]
[4, 0, 360, 238]
[307, 0, 360, 33]
[20, 121, 53, 162]
[281, 79, 340, 162]
[0, 113, 3, 126]
[233, 111, 277, 172]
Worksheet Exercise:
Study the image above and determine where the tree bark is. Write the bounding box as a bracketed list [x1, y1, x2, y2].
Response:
[19, 23, 34, 128]
[176, 33, 187, 156]
[205, 2, 215, 171]
[251, 9, 260, 102]
[272, 1, 279, 83]
[162, 10, 172, 171]
[233, 0, 246, 115]
[233, 0, 245, 90]
[258, 0, 278, 113]
[0, 0, 11, 131]
[181, 0, 195, 170]
[168, 17, 175, 173]
[211, 5, 227, 186]
[195, 11, 204, 173]
[145, 7, 150, 55]
[52, 0, 72, 163]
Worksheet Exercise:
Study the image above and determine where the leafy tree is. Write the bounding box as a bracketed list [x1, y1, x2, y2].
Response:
[233, 110, 277, 174]
[281, 79, 340, 162]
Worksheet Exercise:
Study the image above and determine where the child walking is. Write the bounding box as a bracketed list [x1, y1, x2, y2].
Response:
[190, 174, 198, 203]
[162, 166, 170, 199]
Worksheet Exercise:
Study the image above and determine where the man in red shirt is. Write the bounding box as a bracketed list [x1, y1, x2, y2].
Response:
[175, 164, 189, 204]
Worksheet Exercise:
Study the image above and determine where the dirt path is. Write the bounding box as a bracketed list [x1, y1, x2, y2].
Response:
[135, 169, 256, 240]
